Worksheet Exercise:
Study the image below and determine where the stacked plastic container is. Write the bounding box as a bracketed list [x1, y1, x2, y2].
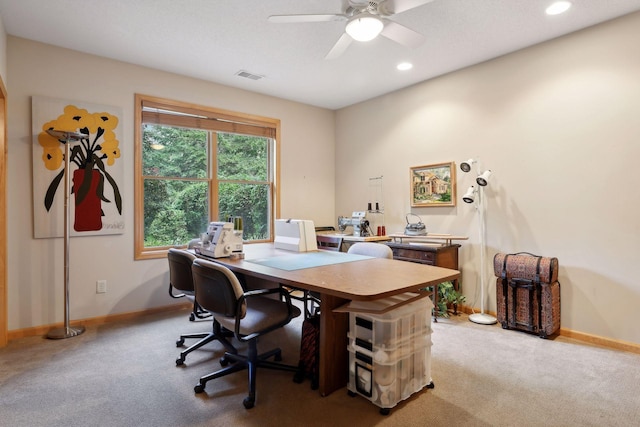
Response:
[347, 296, 434, 414]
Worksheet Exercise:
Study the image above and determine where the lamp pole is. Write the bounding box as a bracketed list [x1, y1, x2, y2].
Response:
[469, 184, 497, 325]
[46, 129, 86, 339]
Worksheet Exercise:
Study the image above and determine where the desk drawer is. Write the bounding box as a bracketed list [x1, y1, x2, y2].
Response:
[391, 248, 435, 265]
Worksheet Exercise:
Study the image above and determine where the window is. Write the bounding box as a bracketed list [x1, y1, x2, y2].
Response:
[134, 94, 280, 259]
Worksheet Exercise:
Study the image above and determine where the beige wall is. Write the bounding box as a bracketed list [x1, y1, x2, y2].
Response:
[0, 16, 6, 82]
[335, 12, 640, 344]
[6, 37, 335, 330]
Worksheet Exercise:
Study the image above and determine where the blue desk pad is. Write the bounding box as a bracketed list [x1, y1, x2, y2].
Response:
[246, 251, 372, 271]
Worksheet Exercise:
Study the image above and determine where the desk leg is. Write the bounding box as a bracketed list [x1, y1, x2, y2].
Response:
[318, 293, 349, 397]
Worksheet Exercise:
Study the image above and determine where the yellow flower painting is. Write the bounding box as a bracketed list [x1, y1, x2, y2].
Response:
[32, 97, 124, 238]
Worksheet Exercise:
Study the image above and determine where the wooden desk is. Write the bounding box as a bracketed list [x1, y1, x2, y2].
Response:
[206, 243, 460, 397]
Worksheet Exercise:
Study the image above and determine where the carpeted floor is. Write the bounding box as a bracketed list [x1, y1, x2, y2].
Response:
[1, 305, 639, 427]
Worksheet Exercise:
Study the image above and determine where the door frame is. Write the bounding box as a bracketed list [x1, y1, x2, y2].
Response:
[1, 76, 7, 347]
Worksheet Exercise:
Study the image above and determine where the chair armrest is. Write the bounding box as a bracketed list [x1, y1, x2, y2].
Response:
[243, 287, 296, 314]
[233, 287, 299, 340]
[244, 287, 290, 300]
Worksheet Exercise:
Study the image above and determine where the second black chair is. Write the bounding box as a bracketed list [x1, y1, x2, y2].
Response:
[168, 249, 236, 366]
[191, 258, 301, 409]
[168, 247, 211, 321]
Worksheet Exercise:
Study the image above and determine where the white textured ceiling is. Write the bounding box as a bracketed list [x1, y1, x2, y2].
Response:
[1, 0, 639, 110]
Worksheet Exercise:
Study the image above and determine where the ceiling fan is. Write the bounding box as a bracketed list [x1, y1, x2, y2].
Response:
[268, 0, 435, 59]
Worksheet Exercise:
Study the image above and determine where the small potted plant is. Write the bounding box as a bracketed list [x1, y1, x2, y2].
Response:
[425, 281, 466, 318]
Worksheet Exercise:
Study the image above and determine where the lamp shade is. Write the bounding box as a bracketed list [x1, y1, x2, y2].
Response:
[460, 158, 476, 173]
[476, 170, 492, 186]
[346, 13, 384, 42]
[462, 186, 476, 204]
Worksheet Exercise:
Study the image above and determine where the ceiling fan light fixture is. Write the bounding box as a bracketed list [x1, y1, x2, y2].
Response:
[346, 13, 384, 42]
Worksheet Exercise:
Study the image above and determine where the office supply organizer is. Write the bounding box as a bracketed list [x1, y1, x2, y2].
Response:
[346, 297, 434, 415]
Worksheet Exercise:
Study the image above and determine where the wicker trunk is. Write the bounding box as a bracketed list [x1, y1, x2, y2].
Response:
[494, 253, 561, 338]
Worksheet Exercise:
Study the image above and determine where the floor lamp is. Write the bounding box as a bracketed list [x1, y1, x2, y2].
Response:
[46, 129, 86, 339]
[461, 159, 497, 325]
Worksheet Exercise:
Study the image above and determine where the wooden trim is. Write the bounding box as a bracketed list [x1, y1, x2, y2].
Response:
[141, 111, 275, 138]
[273, 122, 281, 238]
[134, 94, 145, 260]
[559, 328, 640, 355]
[0, 76, 7, 347]
[140, 95, 279, 129]
[457, 305, 640, 355]
[7, 302, 191, 341]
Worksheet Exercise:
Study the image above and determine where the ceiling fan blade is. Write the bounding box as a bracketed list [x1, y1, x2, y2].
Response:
[268, 14, 347, 23]
[380, 0, 435, 15]
[325, 33, 353, 60]
[380, 20, 425, 48]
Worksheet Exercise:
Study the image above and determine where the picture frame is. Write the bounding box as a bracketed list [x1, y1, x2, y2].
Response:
[410, 162, 456, 207]
[32, 96, 125, 238]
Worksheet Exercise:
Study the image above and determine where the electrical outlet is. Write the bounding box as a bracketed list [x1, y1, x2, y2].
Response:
[96, 280, 107, 294]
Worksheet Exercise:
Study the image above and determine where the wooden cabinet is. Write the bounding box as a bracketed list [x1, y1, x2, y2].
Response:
[385, 242, 461, 321]
[385, 242, 460, 280]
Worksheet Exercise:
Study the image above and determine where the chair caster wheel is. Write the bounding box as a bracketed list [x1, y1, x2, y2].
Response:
[347, 390, 356, 397]
[274, 352, 282, 362]
[243, 397, 255, 409]
[293, 372, 304, 383]
[427, 381, 435, 389]
[189, 313, 195, 322]
[220, 356, 230, 366]
[176, 358, 184, 366]
[194, 384, 205, 394]
[380, 408, 390, 416]
[176, 339, 184, 347]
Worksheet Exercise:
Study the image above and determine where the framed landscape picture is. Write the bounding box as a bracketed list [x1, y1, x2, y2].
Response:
[410, 162, 456, 207]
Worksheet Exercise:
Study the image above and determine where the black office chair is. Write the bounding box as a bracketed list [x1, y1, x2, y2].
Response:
[191, 258, 301, 409]
[168, 248, 210, 321]
[316, 234, 343, 251]
[168, 249, 236, 366]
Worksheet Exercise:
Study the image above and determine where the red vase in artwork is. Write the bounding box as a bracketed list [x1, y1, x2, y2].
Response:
[73, 168, 103, 231]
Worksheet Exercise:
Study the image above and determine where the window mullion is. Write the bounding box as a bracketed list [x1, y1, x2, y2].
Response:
[210, 131, 218, 223]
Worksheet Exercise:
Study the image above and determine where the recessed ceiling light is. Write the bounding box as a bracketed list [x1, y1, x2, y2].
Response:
[397, 62, 413, 71]
[546, 1, 572, 15]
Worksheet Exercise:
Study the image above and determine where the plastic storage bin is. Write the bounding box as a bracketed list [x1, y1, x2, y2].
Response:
[349, 299, 431, 350]
[346, 296, 434, 414]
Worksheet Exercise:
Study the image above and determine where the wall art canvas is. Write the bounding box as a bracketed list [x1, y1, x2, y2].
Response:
[410, 162, 456, 207]
[32, 96, 124, 238]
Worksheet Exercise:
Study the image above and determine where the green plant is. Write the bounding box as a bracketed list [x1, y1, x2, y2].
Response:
[425, 281, 466, 318]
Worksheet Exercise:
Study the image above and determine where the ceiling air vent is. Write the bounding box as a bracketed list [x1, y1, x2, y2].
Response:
[235, 70, 264, 81]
